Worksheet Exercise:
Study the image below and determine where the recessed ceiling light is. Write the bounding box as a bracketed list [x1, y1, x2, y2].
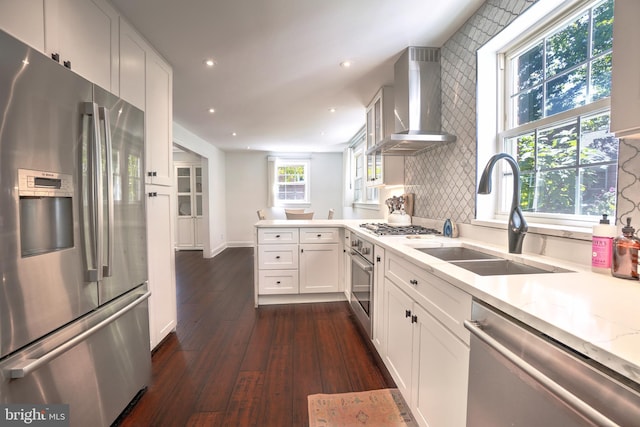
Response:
[340, 60, 353, 68]
[232, 132, 237, 136]
[204, 58, 216, 67]
[208, 108, 215, 114]
[328, 107, 336, 113]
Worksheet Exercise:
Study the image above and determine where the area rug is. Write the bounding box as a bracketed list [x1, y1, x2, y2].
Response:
[307, 388, 418, 427]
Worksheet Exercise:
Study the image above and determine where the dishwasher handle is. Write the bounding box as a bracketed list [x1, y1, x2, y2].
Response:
[464, 320, 621, 427]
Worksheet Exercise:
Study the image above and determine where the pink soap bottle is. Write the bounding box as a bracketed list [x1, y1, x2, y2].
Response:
[612, 218, 640, 280]
[591, 214, 615, 274]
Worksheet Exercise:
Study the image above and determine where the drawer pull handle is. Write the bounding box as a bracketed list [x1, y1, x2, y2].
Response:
[411, 315, 418, 324]
[275, 235, 281, 238]
[317, 234, 322, 237]
[276, 281, 281, 284]
[409, 279, 418, 285]
[405, 309, 411, 318]
[275, 256, 281, 259]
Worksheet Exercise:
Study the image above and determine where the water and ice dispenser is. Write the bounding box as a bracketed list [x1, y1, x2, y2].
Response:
[18, 168, 74, 257]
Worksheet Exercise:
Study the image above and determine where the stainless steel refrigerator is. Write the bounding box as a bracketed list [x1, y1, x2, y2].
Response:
[0, 29, 151, 426]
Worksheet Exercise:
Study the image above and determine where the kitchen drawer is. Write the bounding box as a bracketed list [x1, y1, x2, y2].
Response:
[258, 228, 298, 244]
[386, 253, 471, 343]
[299, 227, 340, 244]
[258, 269, 299, 294]
[258, 244, 299, 269]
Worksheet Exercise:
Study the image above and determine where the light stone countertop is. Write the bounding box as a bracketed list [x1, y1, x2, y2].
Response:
[255, 220, 640, 385]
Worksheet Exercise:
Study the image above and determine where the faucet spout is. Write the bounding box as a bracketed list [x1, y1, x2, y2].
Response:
[478, 153, 528, 254]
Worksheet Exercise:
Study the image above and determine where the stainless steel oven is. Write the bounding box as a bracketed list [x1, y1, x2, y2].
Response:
[349, 232, 375, 338]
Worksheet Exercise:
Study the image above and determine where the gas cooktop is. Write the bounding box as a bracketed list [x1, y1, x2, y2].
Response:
[359, 223, 441, 236]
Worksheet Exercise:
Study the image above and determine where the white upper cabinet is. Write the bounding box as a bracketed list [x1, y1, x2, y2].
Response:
[365, 87, 404, 187]
[0, 0, 45, 51]
[119, 17, 146, 110]
[145, 49, 173, 186]
[611, 0, 640, 138]
[44, 0, 119, 93]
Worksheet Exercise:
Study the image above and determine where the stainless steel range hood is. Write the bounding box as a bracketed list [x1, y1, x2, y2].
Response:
[367, 46, 456, 156]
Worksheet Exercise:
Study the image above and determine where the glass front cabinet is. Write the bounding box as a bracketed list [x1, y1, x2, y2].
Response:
[175, 164, 204, 250]
[366, 86, 404, 187]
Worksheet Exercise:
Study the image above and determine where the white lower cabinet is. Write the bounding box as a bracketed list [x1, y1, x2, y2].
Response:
[372, 245, 385, 352]
[382, 253, 471, 427]
[258, 269, 299, 295]
[299, 243, 340, 293]
[257, 227, 341, 298]
[412, 303, 469, 427]
[146, 185, 177, 349]
[383, 278, 416, 398]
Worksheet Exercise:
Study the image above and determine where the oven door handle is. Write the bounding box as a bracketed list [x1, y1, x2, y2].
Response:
[464, 320, 621, 427]
[350, 251, 373, 271]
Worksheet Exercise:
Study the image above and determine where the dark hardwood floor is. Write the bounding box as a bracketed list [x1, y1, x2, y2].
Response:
[117, 247, 395, 427]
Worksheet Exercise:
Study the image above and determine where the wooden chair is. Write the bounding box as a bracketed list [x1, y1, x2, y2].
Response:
[327, 208, 335, 219]
[284, 208, 304, 215]
[256, 209, 266, 220]
[285, 211, 314, 220]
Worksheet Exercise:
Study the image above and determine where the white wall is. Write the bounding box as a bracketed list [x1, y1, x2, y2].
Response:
[225, 151, 345, 246]
[173, 122, 227, 257]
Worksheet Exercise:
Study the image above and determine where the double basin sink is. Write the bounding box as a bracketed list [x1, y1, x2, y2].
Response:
[416, 247, 572, 276]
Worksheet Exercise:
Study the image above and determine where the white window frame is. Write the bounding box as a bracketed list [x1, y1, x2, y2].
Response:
[476, 0, 616, 230]
[273, 158, 310, 206]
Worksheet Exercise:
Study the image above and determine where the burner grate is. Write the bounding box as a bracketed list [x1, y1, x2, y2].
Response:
[359, 223, 441, 236]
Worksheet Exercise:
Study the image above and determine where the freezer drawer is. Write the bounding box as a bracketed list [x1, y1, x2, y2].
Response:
[0, 285, 151, 427]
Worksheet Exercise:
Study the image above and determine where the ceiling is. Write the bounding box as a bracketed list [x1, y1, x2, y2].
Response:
[110, 0, 484, 153]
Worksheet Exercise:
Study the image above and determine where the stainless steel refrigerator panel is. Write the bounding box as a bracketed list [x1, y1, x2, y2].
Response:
[0, 30, 98, 359]
[93, 86, 147, 304]
[0, 284, 151, 426]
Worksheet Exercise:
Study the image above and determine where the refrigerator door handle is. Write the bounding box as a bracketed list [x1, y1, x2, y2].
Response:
[7, 291, 151, 379]
[99, 106, 114, 278]
[82, 102, 104, 283]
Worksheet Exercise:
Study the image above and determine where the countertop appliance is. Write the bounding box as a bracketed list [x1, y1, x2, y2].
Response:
[349, 232, 375, 338]
[464, 300, 640, 426]
[359, 223, 441, 236]
[0, 29, 150, 426]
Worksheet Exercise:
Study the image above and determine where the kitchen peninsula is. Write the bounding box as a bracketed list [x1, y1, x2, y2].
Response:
[255, 219, 640, 425]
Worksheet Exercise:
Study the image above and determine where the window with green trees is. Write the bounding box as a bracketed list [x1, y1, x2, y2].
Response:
[500, 0, 617, 221]
[276, 160, 309, 203]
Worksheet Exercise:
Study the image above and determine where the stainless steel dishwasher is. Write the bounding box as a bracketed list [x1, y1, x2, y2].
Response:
[464, 300, 640, 426]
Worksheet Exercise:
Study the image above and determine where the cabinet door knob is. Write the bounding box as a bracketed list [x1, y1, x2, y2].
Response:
[275, 256, 281, 259]
[275, 235, 281, 238]
[409, 279, 418, 285]
[411, 315, 418, 324]
[376, 256, 381, 262]
[63, 60, 71, 69]
[405, 309, 411, 318]
[276, 281, 281, 284]
[317, 234, 322, 237]
[51, 53, 60, 63]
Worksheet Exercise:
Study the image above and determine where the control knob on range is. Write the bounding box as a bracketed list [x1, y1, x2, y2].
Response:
[361, 247, 371, 255]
